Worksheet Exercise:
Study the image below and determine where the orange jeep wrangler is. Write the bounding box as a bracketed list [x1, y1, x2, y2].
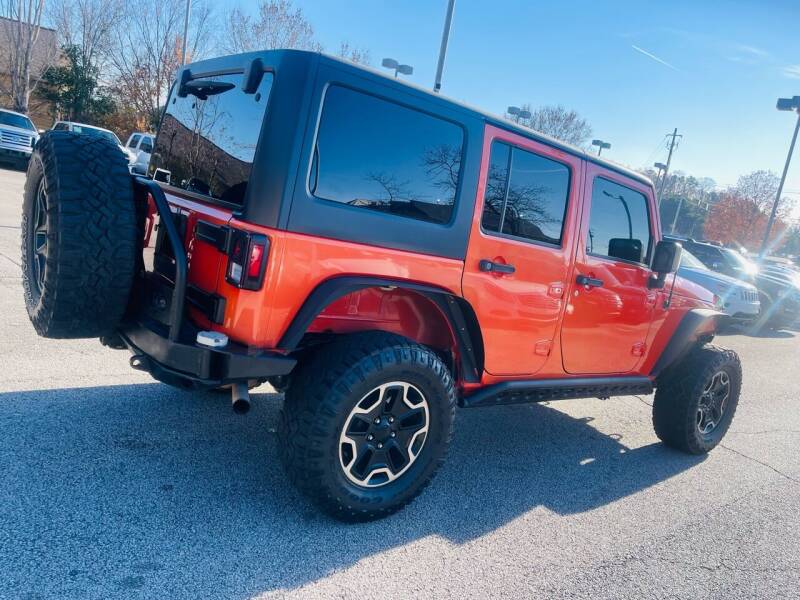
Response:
[21, 50, 741, 521]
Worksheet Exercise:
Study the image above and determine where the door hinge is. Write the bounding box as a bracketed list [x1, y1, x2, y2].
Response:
[195, 220, 231, 253]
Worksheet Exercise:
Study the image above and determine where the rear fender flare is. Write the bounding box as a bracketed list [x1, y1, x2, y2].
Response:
[278, 276, 484, 382]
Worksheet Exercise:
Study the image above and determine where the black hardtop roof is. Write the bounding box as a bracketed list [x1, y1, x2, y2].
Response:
[182, 49, 653, 188]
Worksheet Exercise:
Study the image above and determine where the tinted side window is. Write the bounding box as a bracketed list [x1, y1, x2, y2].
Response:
[149, 72, 273, 206]
[311, 85, 464, 225]
[128, 134, 141, 148]
[480, 141, 570, 245]
[586, 177, 651, 264]
[53, 123, 68, 131]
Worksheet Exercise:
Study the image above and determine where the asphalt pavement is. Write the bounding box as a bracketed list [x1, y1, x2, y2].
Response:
[0, 165, 798, 599]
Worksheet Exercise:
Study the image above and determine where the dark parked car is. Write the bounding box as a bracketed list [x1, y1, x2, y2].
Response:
[664, 237, 758, 283]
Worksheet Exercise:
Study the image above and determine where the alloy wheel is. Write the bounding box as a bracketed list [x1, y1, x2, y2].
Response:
[339, 381, 430, 488]
[697, 370, 730, 435]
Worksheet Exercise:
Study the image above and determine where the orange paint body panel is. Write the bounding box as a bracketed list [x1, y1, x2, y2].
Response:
[462, 125, 582, 377]
[153, 127, 715, 393]
[217, 224, 464, 350]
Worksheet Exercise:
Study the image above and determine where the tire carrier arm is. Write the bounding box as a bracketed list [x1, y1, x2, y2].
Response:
[133, 177, 187, 342]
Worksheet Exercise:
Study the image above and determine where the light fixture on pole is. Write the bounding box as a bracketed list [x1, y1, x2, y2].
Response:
[507, 106, 531, 124]
[381, 58, 413, 79]
[759, 95, 800, 259]
[592, 139, 611, 156]
[654, 161, 667, 186]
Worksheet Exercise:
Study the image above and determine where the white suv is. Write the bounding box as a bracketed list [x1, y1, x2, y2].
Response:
[52, 121, 136, 169]
[124, 132, 154, 175]
[0, 108, 39, 168]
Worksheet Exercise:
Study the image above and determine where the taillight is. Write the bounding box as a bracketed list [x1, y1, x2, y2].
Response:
[226, 230, 269, 290]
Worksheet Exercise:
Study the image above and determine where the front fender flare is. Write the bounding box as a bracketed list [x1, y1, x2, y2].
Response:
[650, 308, 725, 378]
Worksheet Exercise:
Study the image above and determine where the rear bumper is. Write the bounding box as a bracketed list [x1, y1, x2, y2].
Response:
[121, 176, 296, 388]
[119, 317, 295, 389]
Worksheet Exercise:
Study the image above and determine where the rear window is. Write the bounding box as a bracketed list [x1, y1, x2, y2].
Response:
[310, 85, 464, 225]
[480, 141, 570, 245]
[149, 71, 273, 206]
[73, 125, 120, 145]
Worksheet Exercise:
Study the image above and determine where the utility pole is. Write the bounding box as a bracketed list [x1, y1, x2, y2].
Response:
[433, 0, 456, 93]
[180, 0, 191, 66]
[759, 96, 800, 259]
[657, 128, 682, 204]
[669, 196, 684, 234]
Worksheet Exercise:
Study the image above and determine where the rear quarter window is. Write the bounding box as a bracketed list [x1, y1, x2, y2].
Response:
[310, 85, 464, 225]
[149, 71, 274, 206]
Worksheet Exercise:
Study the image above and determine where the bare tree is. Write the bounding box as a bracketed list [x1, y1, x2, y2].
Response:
[221, 0, 320, 54]
[107, 0, 213, 126]
[338, 41, 370, 65]
[1, 0, 56, 113]
[511, 104, 593, 147]
[731, 170, 793, 218]
[47, 0, 124, 76]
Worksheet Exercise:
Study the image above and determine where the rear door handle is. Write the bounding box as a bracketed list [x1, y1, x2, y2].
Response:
[576, 274, 604, 288]
[479, 259, 515, 274]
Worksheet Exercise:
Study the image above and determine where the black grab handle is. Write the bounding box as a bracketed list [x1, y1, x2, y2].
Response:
[576, 274, 604, 288]
[479, 259, 516, 274]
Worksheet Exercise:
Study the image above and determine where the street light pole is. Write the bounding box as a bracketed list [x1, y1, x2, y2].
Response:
[381, 58, 413, 79]
[591, 139, 611, 156]
[433, 0, 456, 93]
[759, 97, 800, 259]
[181, 0, 191, 66]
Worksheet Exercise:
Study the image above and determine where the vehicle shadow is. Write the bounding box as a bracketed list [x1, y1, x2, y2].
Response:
[0, 383, 704, 599]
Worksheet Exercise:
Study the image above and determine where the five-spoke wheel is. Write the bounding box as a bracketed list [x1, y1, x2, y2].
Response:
[696, 370, 730, 435]
[279, 332, 455, 521]
[339, 382, 429, 487]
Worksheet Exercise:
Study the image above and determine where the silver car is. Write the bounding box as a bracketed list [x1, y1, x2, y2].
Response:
[678, 249, 760, 322]
[0, 108, 39, 168]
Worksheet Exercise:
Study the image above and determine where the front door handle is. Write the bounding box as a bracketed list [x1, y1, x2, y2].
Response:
[479, 259, 515, 274]
[576, 274, 604, 288]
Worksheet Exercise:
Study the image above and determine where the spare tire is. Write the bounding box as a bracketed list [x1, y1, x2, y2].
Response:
[21, 131, 138, 339]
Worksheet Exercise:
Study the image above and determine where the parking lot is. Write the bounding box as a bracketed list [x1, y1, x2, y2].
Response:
[0, 164, 798, 599]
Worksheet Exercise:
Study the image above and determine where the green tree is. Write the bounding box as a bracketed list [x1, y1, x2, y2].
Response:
[40, 44, 115, 122]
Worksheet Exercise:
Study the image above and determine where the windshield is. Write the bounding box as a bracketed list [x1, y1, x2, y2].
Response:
[722, 248, 758, 275]
[680, 249, 708, 270]
[0, 111, 35, 131]
[73, 125, 120, 145]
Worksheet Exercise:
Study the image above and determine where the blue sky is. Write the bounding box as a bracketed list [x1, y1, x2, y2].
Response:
[223, 0, 800, 207]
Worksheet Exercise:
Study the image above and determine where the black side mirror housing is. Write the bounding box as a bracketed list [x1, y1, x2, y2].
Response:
[608, 238, 643, 263]
[650, 240, 682, 288]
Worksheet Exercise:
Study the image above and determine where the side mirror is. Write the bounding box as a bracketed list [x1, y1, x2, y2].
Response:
[608, 238, 643, 263]
[650, 240, 682, 288]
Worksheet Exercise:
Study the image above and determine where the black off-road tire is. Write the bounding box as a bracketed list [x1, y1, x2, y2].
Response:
[278, 332, 456, 522]
[653, 344, 742, 454]
[21, 131, 137, 338]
